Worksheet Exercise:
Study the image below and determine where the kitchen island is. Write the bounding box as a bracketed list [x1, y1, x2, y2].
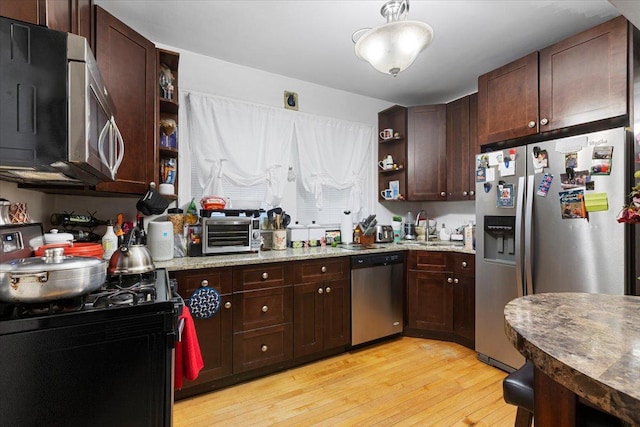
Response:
[504, 293, 640, 426]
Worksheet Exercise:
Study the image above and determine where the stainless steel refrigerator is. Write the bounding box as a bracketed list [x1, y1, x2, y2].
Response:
[475, 127, 631, 371]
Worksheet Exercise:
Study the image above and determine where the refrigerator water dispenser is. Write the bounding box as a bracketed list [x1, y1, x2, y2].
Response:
[483, 216, 515, 264]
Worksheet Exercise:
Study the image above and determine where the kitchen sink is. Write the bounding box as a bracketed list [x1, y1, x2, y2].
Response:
[338, 243, 385, 251]
[395, 240, 464, 247]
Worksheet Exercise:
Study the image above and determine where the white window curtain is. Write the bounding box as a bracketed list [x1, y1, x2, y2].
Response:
[293, 115, 373, 214]
[183, 92, 294, 206]
[180, 90, 374, 220]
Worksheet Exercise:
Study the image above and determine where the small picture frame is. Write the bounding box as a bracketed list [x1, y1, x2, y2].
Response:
[284, 91, 298, 110]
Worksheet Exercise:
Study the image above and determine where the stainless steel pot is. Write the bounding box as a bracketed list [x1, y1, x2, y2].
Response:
[108, 244, 155, 276]
[0, 248, 107, 303]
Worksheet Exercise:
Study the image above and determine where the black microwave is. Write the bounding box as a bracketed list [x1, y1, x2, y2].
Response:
[0, 16, 123, 185]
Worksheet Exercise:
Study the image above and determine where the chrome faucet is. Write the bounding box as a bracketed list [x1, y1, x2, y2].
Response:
[415, 210, 427, 226]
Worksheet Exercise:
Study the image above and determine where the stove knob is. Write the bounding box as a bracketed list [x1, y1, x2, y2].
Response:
[252, 230, 261, 240]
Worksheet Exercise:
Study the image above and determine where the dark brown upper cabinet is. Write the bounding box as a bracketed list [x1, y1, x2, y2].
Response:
[478, 16, 628, 146]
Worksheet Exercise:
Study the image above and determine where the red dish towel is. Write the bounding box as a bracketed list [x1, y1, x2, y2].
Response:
[175, 306, 204, 390]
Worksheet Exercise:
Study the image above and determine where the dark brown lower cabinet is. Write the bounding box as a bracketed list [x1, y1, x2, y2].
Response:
[171, 268, 233, 399]
[293, 258, 351, 360]
[232, 285, 293, 374]
[406, 251, 475, 349]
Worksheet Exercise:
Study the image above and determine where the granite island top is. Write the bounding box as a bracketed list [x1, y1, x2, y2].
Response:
[155, 242, 474, 271]
[504, 293, 640, 425]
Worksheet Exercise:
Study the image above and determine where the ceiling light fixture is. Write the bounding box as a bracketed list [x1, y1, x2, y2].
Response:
[353, 0, 433, 77]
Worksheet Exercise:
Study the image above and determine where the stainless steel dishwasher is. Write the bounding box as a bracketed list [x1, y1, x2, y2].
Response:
[351, 251, 404, 346]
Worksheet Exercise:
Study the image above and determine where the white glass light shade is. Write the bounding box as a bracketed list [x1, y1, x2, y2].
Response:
[355, 21, 433, 76]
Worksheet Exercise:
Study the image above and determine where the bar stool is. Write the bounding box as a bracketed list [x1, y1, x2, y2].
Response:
[502, 361, 624, 427]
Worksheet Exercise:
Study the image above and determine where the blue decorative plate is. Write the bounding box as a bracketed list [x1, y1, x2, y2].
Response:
[188, 286, 220, 319]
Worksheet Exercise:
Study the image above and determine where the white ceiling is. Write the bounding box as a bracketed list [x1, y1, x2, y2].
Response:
[94, 0, 628, 106]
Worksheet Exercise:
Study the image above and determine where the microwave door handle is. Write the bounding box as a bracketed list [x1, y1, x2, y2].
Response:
[98, 119, 111, 175]
[110, 117, 125, 179]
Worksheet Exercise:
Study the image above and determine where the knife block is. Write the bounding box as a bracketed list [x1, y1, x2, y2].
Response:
[360, 234, 375, 245]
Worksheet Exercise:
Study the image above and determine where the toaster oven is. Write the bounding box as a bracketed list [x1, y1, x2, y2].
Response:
[201, 216, 261, 254]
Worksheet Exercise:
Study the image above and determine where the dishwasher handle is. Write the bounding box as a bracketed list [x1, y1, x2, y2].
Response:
[351, 252, 404, 269]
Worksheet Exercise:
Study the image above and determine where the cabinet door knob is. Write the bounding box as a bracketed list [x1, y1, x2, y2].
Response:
[462, 261, 467, 268]
[540, 118, 549, 126]
[325, 287, 331, 293]
[462, 191, 468, 196]
[262, 305, 268, 313]
[447, 277, 453, 283]
[469, 190, 475, 196]
[261, 272, 269, 280]
[201, 279, 209, 287]
[454, 278, 459, 284]
[318, 287, 324, 294]
[321, 266, 327, 273]
[528, 121, 536, 128]
[224, 301, 232, 309]
[261, 345, 268, 352]
[440, 192, 446, 197]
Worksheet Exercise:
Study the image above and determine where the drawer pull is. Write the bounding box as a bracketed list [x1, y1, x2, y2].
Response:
[325, 287, 331, 293]
[447, 277, 453, 284]
[462, 261, 468, 268]
[321, 266, 327, 273]
[440, 191, 446, 197]
[262, 305, 269, 313]
[454, 278, 459, 284]
[262, 272, 269, 280]
[462, 191, 468, 196]
[261, 345, 268, 352]
[528, 121, 536, 128]
[469, 190, 475, 196]
[224, 301, 232, 309]
[318, 287, 324, 294]
[201, 279, 209, 287]
[540, 118, 549, 126]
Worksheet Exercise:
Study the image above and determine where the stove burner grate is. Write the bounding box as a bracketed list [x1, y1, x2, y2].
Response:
[107, 270, 157, 289]
[11, 297, 85, 318]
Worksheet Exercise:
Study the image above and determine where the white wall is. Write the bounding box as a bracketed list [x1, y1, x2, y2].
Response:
[164, 44, 394, 224]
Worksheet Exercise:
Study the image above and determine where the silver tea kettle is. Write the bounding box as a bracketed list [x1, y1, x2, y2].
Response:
[0, 199, 11, 225]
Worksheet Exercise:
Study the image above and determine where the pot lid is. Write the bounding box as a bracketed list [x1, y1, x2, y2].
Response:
[0, 251, 105, 274]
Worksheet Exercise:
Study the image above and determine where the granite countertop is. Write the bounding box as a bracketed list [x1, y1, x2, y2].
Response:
[155, 241, 474, 271]
[504, 293, 640, 425]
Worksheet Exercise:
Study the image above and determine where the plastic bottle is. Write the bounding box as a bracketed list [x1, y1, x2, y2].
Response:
[102, 221, 118, 260]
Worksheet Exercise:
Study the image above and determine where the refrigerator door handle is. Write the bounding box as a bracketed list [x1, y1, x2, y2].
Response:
[524, 174, 535, 295]
[515, 176, 526, 298]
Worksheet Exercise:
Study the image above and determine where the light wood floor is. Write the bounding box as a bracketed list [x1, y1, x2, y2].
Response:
[174, 337, 516, 426]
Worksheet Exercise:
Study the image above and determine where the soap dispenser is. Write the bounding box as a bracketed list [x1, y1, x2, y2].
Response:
[439, 224, 451, 241]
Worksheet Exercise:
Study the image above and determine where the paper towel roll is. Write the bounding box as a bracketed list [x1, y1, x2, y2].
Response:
[340, 213, 353, 244]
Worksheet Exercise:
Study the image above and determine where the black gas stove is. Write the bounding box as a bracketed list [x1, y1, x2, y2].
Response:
[0, 267, 180, 333]
[0, 222, 182, 427]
